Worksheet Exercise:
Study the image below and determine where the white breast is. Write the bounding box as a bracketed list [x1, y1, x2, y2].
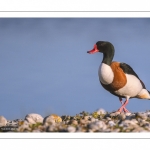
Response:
[98, 63, 114, 85]
[114, 74, 143, 98]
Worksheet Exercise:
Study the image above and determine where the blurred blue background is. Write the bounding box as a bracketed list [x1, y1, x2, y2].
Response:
[0, 18, 150, 120]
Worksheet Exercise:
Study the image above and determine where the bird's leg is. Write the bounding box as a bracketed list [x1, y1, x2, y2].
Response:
[118, 98, 130, 113]
[119, 98, 130, 113]
[119, 98, 126, 112]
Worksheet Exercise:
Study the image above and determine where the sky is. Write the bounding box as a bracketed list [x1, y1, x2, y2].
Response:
[1, 18, 150, 120]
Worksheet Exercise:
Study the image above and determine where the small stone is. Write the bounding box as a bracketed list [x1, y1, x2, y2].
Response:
[6, 119, 24, 126]
[71, 120, 78, 125]
[104, 128, 111, 132]
[104, 113, 111, 118]
[138, 119, 149, 126]
[136, 112, 147, 120]
[110, 111, 120, 117]
[106, 117, 111, 121]
[146, 112, 150, 118]
[131, 119, 138, 124]
[132, 127, 146, 132]
[51, 114, 62, 123]
[125, 112, 131, 116]
[119, 120, 138, 128]
[67, 126, 76, 132]
[88, 121, 107, 131]
[17, 120, 30, 132]
[46, 124, 56, 132]
[18, 121, 25, 126]
[25, 113, 43, 124]
[125, 114, 135, 120]
[32, 129, 41, 132]
[90, 117, 97, 122]
[112, 128, 120, 132]
[118, 113, 126, 120]
[108, 121, 116, 127]
[79, 119, 87, 125]
[142, 122, 150, 129]
[43, 114, 62, 126]
[96, 108, 106, 115]
[84, 116, 91, 121]
[0, 116, 7, 127]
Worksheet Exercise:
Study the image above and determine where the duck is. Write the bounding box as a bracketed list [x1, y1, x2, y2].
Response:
[87, 41, 150, 113]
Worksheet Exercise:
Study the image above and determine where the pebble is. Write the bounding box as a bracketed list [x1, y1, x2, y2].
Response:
[88, 121, 107, 132]
[125, 112, 131, 116]
[67, 126, 76, 132]
[17, 121, 30, 132]
[7, 119, 24, 126]
[71, 120, 78, 125]
[96, 108, 106, 115]
[2, 109, 150, 132]
[25, 113, 43, 124]
[43, 114, 62, 126]
[136, 112, 148, 120]
[84, 116, 91, 121]
[106, 117, 111, 121]
[145, 112, 150, 118]
[0, 116, 7, 127]
[108, 120, 116, 127]
[110, 111, 120, 117]
[90, 117, 97, 122]
[119, 120, 139, 129]
[118, 113, 126, 120]
[125, 114, 135, 120]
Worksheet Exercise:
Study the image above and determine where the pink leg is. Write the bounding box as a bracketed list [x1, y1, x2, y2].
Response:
[119, 98, 126, 112]
[119, 98, 130, 113]
[118, 99, 129, 112]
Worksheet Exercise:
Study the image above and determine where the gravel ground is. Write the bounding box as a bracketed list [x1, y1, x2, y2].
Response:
[1, 109, 150, 132]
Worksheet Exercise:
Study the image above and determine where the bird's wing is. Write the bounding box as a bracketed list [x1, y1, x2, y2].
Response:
[120, 63, 146, 89]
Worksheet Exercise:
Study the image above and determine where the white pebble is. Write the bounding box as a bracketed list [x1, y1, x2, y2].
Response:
[67, 126, 76, 132]
[43, 114, 62, 126]
[108, 121, 116, 127]
[0, 116, 7, 127]
[96, 108, 106, 115]
[25, 113, 43, 124]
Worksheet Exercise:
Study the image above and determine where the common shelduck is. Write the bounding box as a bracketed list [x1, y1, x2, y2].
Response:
[87, 41, 150, 113]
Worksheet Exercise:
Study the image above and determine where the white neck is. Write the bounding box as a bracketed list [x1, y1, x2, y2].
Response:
[98, 63, 114, 85]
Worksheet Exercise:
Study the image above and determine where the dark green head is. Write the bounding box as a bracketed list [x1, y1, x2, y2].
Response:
[87, 41, 115, 65]
[87, 41, 115, 54]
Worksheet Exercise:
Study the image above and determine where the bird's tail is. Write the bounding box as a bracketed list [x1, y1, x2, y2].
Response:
[137, 89, 150, 99]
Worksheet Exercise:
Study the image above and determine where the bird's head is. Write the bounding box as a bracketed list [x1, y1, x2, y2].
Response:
[87, 41, 114, 54]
